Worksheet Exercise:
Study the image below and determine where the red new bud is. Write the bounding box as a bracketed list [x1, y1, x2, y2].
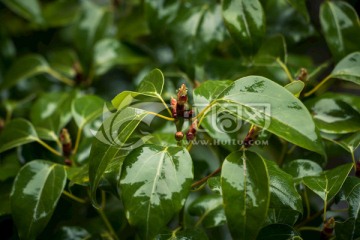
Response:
[64, 158, 73, 167]
[175, 131, 184, 141]
[171, 97, 177, 118]
[186, 120, 198, 141]
[320, 217, 335, 240]
[60, 128, 72, 157]
[177, 84, 188, 105]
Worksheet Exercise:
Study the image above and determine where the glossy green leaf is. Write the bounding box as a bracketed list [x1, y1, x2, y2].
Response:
[265, 209, 301, 226]
[340, 177, 360, 238]
[66, 165, 89, 187]
[306, 97, 360, 134]
[320, 2, 360, 62]
[137, 69, 164, 94]
[254, 35, 287, 65]
[214, 76, 324, 155]
[0, 119, 39, 153]
[189, 195, 226, 228]
[331, 52, 360, 85]
[89, 107, 154, 205]
[1, 0, 43, 24]
[94, 38, 147, 76]
[340, 132, 360, 153]
[72, 95, 105, 129]
[10, 160, 67, 240]
[257, 224, 300, 240]
[266, 160, 303, 214]
[303, 163, 353, 201]
[284, 80, 305, 97]
[286, 0, 309, 22]
[207, 176, 222, 195]
[283, 159, 322, 184]
[120, 144, 193, 239]
[1, 55, 49, 90]
[222, 0, 265, 56]
[0, 153, 21, 181]
[31, 92, 76, 134]
[156, 228, 208, 240]
[221, 150, 270, 239]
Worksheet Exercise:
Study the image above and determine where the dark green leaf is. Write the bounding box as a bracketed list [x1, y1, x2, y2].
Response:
[120, 144, 193, 239]
[266, 160, 303, 214]
[43, 0, 81, 27]
[1, 55, 49, 90]
[10, 160, 67, 240]
[72, 95, 105, 129]
[331, 52, 360, 85]
[222, 0, 265, 56]
[286, 0, 309, 22]
[340, 132, 360, 153]
[137, 68, 164, 94]
[214, 76, 324, 155]
[265, 209, 301, 226]
[144, 0, 180, 33]
[0, 119, 39, 153]
[284, 80, 305, 97]
[303, 163, 353, 201]
[306, 97, 360, 134]
[54, 226, 90, 240]
[335, 218, 360, 240]
[257, 224, 300, 240]
[1, 0, 43, 24]
[221, 150, 270, 239]
[0, 181, 12, 216]
[47, 49, 78, 78]
[254, 35, 287, 65]
[207, 176, 222, 195]
[89, 107, 154, 206]
[189, 195, 226, 228]
[283, 159, 322, 184]
[0, 153, 21, 181]
[94, 38, 147, 76]
[320, 2, 360, 62]
[156, 228, 208, 240]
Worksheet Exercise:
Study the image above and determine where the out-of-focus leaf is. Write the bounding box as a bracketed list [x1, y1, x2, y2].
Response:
[47, 49, 78, 78]
[283, 159, 322, 184]
[306, 97, 360, 134]
[156, 228, 208, 240]
[330, 52, 360, 85]
[120, 144, 193, 239]
[0, 153, 21, 181]
[54, 226, 90, 240]
[1, 0, 43, 24]
[320, 2, 360, 62]
[286, 0, 309, 22]
[303, 163, 353, 202]
[189, 195, 226, 228]
[72, 95, 105, 129]
[207, 176, 222, 195]
[336, 218, 360, 240]
[94, 38, 147, 76]
[0, 181, 12, 216]
[0, 119, 39, 153]
[221, 150, 269, 239]
[10, 160, 67, 240]
[257, 224, 300, 240]
[43, 0, 81, 27]
[222, 0, 265, 56]
[254, 35, 287, 65]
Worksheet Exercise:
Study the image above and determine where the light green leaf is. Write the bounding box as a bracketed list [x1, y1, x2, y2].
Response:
[10, 160, 67, 240]
[221, 150, 270, 239]
[283, 159, 322, 184]
[1, 0, 43, 24]
[1, 55, 49, 90]
[137, 69, 164, 94]
[284, 80, 305, 97]
[331, 52, 360, 85]
[306, 97, 360, 134]
[320, 2, 360, 62]
[72, 95, 105, 129]
[207, 176, 222, 195]
[189, 195, 226, 228]
[213, 76, 324, 155]
[303, 163, 353, 201]
[222, 0, 265, 56]
[120, 145, 193, 240]
[0, 119, 39, 153]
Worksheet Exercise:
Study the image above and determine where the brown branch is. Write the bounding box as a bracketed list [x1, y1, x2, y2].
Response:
[191, 167, 221, 189]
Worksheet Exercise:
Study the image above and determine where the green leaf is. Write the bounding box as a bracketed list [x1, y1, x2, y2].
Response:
[0, 153, 21, 181]
[222, 0, 265, 56]
[94, 38, 147, 76]
[331, 52, 360, 85]
[31, 92, 76, 135]
[257, 224, 300, 240]
[72, 95, 105, 129]
[340, 177, 360, 238]
[42, 0, 81, 27]
[1, 54, 49, 90]
[284, 80, 305, 97]
[54, 226, 90, 240]
[320, 2, 360, 62]
[0, 119, 39, 153]
[335, 218, 360, 240]
[10, 160, 67, 240]
[265, 209, 301, 226]
[283, 159, 322, 184]
[266, 160, 303, 214]
[189, 195, 226, 228]
[339, 132, 360, 153]
[155, 228, 208, 240]
[303, 163, 353, 201]
[221, 150, 270, 239]
[0, 181, 12, 216]
[47, 49, 78, 78]
[214, 76, 324, 155]
[254, 35, 287, 65]
[137, 69, 164, 94]
[207, 176, 222, 195]
[306, 97, 360, 134]
[120, 144, 193, 239]
[144, 0, 180, 33]
[286, 0, 309, 22]
[89, 107, 154, 205]
[1, 0, 43, 24]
